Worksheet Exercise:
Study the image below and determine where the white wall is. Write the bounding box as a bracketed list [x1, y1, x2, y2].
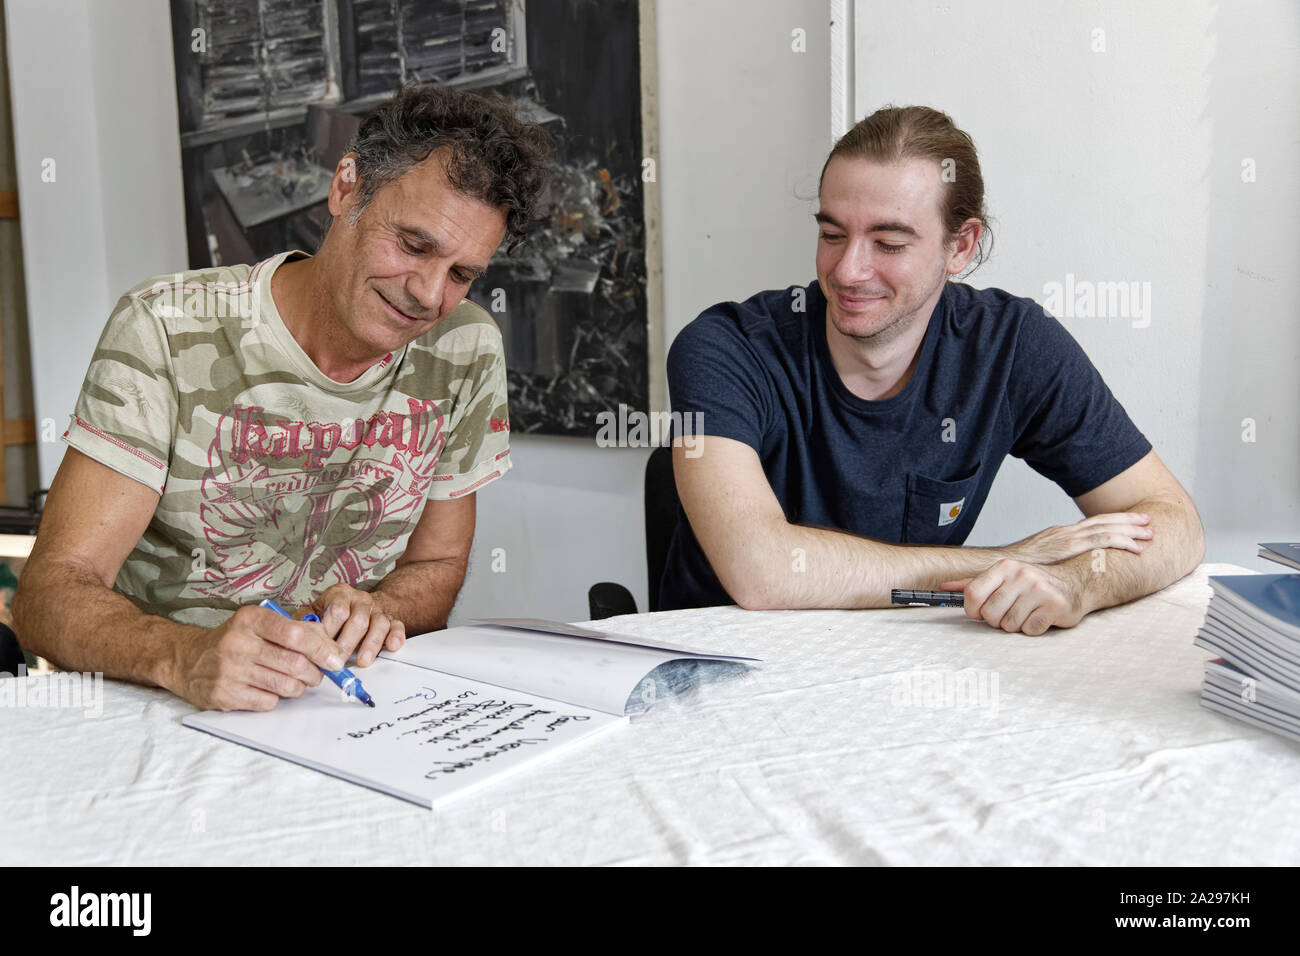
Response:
[7, 0, 188, 486]
[454, 437, 649, 623]
[656, 0, 832, 344]
[851, 0, 1300, 570]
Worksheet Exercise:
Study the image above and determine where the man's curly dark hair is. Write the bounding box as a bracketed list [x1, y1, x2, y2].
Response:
[345, 84, 551, 254]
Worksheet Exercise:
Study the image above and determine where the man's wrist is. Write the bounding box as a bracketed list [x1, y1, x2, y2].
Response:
[1057, 554, 1098, 616]
[145, 617, 197, 694]
[998, 539, 1044, 566]
[365, 586, 399, 622]
[962, 546, 1016, 578]
[367, 583, 430, 630]
[996, 541, 1024, 563]
[372, 560, 462, 632]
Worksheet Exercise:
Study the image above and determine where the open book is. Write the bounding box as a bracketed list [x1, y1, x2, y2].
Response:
[183, 619, 758, 809]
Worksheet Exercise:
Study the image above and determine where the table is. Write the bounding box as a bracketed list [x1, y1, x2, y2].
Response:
[0, 533, 34, 559]
[3, 563, 1296, 865]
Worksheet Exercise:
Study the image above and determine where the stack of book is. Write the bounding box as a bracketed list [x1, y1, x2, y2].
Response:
[1194, 544, 1300, 745]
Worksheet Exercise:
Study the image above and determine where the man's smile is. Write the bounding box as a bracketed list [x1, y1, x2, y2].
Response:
[377, 289, 426, 323]
[835, 289, 890, 312]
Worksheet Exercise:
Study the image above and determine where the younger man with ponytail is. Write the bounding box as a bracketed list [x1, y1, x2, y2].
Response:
[661, 106, 1204, 635]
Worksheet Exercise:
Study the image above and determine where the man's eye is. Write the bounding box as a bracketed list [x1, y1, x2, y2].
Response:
[452, 271, 473, 284]
[878, 242, 906, 253]
[819, 232, 844, 242]
[400, 239, 423, 255]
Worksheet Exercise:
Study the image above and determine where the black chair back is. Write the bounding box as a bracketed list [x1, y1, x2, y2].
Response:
[0, 623, 25, 677]
[587, 445, 683, 620]
[644, 445, 680, 613]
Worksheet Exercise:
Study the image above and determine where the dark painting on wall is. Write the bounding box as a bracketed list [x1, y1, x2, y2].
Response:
[168, 0, 660, 436]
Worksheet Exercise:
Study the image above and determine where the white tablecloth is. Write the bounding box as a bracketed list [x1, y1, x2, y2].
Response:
[2, 563, 1295, 865]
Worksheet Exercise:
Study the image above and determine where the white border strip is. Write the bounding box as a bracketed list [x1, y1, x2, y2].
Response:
[829, 0, 854, 141]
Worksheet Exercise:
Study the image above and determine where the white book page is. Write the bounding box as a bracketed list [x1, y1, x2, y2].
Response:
[475, 617, 760, 659]
[382, 623, 748, 715]
[183, 658, 625, 809]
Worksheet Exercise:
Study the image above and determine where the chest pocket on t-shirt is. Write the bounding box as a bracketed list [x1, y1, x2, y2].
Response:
[902, 461, 982, 545]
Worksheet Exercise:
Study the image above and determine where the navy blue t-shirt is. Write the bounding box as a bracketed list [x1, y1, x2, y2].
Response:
[659, 279, 1152, 610]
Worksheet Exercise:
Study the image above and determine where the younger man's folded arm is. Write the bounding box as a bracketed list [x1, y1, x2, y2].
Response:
[673, 435, 1155, 611]
[1063, 449, 1206, 614]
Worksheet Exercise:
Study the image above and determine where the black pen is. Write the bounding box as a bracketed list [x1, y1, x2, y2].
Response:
[891, 588, 965, 608]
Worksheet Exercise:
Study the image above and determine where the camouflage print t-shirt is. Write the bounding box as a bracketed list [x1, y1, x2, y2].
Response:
[63, 250, 511, 627]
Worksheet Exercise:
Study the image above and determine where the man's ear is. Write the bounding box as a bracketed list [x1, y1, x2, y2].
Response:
[946, 218, 983, 275]
[339, 152, 358, 184]
[329, 152, 360, 219]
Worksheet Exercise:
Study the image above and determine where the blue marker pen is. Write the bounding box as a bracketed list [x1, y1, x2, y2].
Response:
[259, 598, 376, 708]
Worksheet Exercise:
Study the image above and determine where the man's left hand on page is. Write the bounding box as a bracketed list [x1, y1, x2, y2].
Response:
[298, 584, 406, 667]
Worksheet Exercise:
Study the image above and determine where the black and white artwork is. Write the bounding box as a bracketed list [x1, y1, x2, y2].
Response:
[169, 0, 658, 435]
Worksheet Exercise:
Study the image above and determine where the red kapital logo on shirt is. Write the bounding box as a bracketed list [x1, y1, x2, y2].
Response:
[228, 399, 442, 468]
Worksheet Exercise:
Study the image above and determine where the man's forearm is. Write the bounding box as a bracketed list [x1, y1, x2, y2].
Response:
[724, 520, 1018, 610]
[1066, 494, 1205, 615]
[369, 558, 468, 634]
[12, 558, 197, 688]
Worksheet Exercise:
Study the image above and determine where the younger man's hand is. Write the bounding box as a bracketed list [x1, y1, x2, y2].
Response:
[939, 559, 1089, 637]
[1006, 512, 1152, 565]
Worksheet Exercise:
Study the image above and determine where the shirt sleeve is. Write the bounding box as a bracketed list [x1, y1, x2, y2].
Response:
[427, 322, 511, 500]
[62, 292, 178, 494]
[1007, 307, 1152, 498]
[667, 311, 774, 450]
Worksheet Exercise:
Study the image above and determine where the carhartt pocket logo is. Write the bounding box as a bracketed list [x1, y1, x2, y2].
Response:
[939, 498, 964, 526]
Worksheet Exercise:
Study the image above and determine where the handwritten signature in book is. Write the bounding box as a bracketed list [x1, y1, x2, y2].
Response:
[393, 686, 439, 705]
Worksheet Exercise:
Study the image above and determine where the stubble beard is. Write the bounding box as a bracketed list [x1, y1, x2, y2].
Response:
[832, 300, 917, 347]
[831, 267, 949, 347]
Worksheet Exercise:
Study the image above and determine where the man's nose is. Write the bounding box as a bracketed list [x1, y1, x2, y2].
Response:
[406, 265, 447, 320]
[834, 238, 876, 283]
